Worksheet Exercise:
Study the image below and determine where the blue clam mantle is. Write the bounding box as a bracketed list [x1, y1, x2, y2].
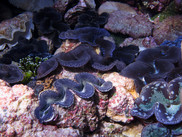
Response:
[34, 72, 113, 123]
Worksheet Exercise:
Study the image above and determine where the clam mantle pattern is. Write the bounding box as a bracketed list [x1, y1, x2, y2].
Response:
[131, 76, 182, 125]
[34, 72, 113, 123]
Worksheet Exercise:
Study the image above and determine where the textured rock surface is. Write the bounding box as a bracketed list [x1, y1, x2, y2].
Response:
[102, 72, 138, 123]
[64, 0, 96, 25]
[120, 37, 159, 49]
[153, 15, 182, 45]
[0, 80, 35, 136]
[98, 1, 137, 15]
[54, 95, 99, 132]
[104, 10, 153, 38]
[54, 0, 73, 13]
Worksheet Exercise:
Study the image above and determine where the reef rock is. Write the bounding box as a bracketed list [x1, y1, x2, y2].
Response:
[0, 80, 35, 136]
[102, 72, 138, 123]
[64, 0, 96, 25]
[98, 1, 137, 15]
[120, 36, 159, 49]
[53, 95, 98, 132]
[153, 15, 182, 45]
[54, 0, 73, 13]
[104, 10, 153, 38]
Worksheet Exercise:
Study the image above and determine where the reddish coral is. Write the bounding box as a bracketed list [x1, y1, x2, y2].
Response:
[102, 72, 138, 123]
[153, 15, 182, 45]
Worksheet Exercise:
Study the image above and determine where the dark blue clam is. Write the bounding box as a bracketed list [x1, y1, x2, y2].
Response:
[92, 59, 121, 71]
[34, 88, 74, 123]
[113, 45, 139, 65]
[34, 104, 56, 123]
[75, 10, 109, 28]
[136, 46, 181, 64]
[39, 89, 74, 108]
[166, 67, 182, 82]
[0, 64, 24, 83]
[120, 59, 175, 92]
[59, 27, 110, 46]
[54, 89, 74, 108]
[120, 61, 153, 80]
[75, 72, 113, 93]
[54, 78, 95, 99]
[56, 45, 91, 68]
[93, 78, 113, 92]
[95, 38, 116, 58]
[160, 36, 182, 48]
[0, 37, 49, 64]
[37, 57, 58, 79]
[33, 7, 69, 34]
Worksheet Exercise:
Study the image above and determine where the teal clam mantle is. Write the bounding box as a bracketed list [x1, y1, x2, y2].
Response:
[131, 76, 182, 125]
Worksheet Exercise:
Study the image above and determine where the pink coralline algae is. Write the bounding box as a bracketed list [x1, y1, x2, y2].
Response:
[53, 95, 99, 132]
[0, 79, 33, 110]
[153, 15, 182, 45]
[0, 79, 34, 136]
[104, 10, 153, 38]
[102, 72, 138, 123]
